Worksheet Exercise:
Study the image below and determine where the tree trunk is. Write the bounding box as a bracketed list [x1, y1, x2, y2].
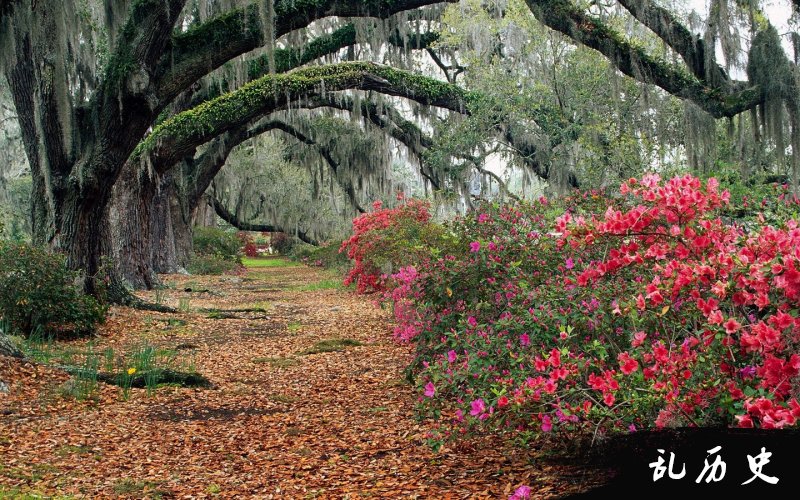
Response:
[106, 162, 159, 290]
[152, 170, 195, 274]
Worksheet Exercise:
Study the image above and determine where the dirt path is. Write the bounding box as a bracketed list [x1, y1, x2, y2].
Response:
[0, 259, 604, 498]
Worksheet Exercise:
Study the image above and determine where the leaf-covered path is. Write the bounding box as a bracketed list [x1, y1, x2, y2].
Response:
[1, 259, 605, 498]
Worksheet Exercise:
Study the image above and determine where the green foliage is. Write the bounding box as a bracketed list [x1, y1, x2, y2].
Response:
[22, 334, 204, 400]
[0, 242, 107, 338]
[189, 227, 242, 275]
[187, 254, 240, 275]
[192, 227, 242, 261]
[291, 241, 351, 272]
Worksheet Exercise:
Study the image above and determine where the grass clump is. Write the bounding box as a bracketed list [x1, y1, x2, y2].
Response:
[299, 338, 363, 355]
[252, 356, 299, 368]
[294, 278, 342, 291]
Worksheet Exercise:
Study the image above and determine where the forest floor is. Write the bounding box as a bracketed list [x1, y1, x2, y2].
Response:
[0, 258, 608, 498]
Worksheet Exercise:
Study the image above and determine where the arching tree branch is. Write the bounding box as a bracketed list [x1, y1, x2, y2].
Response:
[524, 0, 762, 118]
[211, 196, 320, 245]
[134, 62, 472, 173]
[158, 0, 456, 101]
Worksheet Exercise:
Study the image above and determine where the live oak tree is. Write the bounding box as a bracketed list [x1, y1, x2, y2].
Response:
[0, 0, 465, 297]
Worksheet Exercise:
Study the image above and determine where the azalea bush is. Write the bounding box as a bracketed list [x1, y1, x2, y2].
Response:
[353, 174, 800, 448]
[339, 198, 451, 293]
[238, 231, 258, 258]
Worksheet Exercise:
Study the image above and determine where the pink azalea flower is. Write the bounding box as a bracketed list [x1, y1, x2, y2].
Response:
[447, 350, 457, 363]
[470, 399, 486, 416]
[424, 382, 435, 397]
[470, 241, 481, 252]
[467, 316, 477, 327]
[565, 257, 574, 269]
[541, 414, 552, 432]
[509, 486, 532, 500]
[519, 333, 530, 346]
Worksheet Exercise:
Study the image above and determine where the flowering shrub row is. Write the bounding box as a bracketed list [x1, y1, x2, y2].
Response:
[345, 175, 800, 447]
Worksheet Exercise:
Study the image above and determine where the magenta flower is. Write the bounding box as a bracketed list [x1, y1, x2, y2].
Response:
[565, 257, 574, 269]
[470, 241, 481, 252]
[541, 414, 553, 432]
[470, 399, 486, 416]
[467, 316, 477, 327]
[509, 485, 531, 500]
[424, 382, 436, 397]
[447, 350, 457, 363]
[519, 333, 530, 346]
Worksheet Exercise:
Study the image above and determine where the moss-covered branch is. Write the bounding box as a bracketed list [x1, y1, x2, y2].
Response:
[616, 0, 712, 82]
[135, 62, 472, 172]
[524, 0, 762, 118]
[157, 0, 454, 108]
[177, 24, 441, 117]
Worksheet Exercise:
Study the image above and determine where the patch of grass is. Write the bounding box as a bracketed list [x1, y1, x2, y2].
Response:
[154, 288, 169, 305]
[293, 278, 342, 291]
[206, 311, 233, 319]
[111, 479, 167, 497]
[252, 356, 299, 368]
[268, 394, 298, 404]
[55, 445, 92, 457]
[286, 321, 302, 333]
[178, 297, 191, 313]
[299, 338, 363, 355]
[157, 318, 187, 328]
[206, 484, 221, 495]
[242, 257, 297, 268]
[0, 486, 74, 499]
[365, 406, 389, 413]
[0, 464, 59, 483]
[244, 301, 272, 311]
[21, 336, 206, 399]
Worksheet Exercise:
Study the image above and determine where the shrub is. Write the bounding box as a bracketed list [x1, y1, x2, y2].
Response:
[238, 231, 258, 257]
[292, 240, 351, 271]
[186, 254, 240, 275]
[0, 242, 107, 338]
[192, 227, 241, 261]
[339, 199, 452, 293]
[373, 174, 800, 450]
[271, 232, 294, 254]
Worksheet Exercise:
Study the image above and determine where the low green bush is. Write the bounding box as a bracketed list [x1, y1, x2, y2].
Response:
[192, 227, 242, 261]
[0, 242, 107, 338]
[270, 232, 294, 254]
[186, 254, 240, 275]
[189, 227, 243, 275]
[292, 241, 351, 271]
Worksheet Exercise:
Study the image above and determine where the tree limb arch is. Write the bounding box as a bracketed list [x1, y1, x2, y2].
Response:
[211, 196, 320, 246]
[524, 0, 762, 118]
[158, 0, 455, 103]
[134, 62, 473, 173]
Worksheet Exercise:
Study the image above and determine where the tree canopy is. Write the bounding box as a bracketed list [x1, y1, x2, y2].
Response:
[1, 0, 798, 293]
